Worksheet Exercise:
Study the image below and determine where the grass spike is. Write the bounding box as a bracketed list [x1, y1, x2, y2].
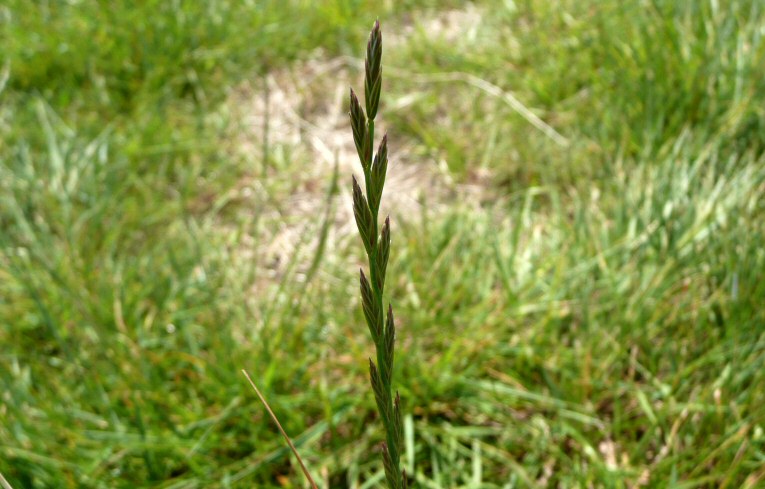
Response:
[350, 19, 406, 489]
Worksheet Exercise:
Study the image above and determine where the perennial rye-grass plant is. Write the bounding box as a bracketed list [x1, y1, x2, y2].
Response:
[349, 20, 408, 489]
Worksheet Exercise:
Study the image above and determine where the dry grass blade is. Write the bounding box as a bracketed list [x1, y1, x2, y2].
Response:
[389, 69, 569, 147]
[0, 472, 14, 489]
[241, 369, 318, 489]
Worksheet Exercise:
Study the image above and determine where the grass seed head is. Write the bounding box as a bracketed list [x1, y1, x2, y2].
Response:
[351, 20, 406, 489]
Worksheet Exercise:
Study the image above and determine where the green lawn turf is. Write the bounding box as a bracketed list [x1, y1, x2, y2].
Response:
[1, 1, 764, 487]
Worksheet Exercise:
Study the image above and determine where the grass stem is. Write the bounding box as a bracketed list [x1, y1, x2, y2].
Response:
[241, 369, 318, 489]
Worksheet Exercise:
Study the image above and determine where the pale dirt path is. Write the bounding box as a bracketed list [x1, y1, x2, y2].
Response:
[226, 6, 492, 283]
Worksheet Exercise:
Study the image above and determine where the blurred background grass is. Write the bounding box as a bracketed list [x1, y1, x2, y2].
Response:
[1, 1, 764, 487]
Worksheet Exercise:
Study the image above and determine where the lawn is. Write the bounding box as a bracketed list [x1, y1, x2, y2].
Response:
[1, 1, 764, 487]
